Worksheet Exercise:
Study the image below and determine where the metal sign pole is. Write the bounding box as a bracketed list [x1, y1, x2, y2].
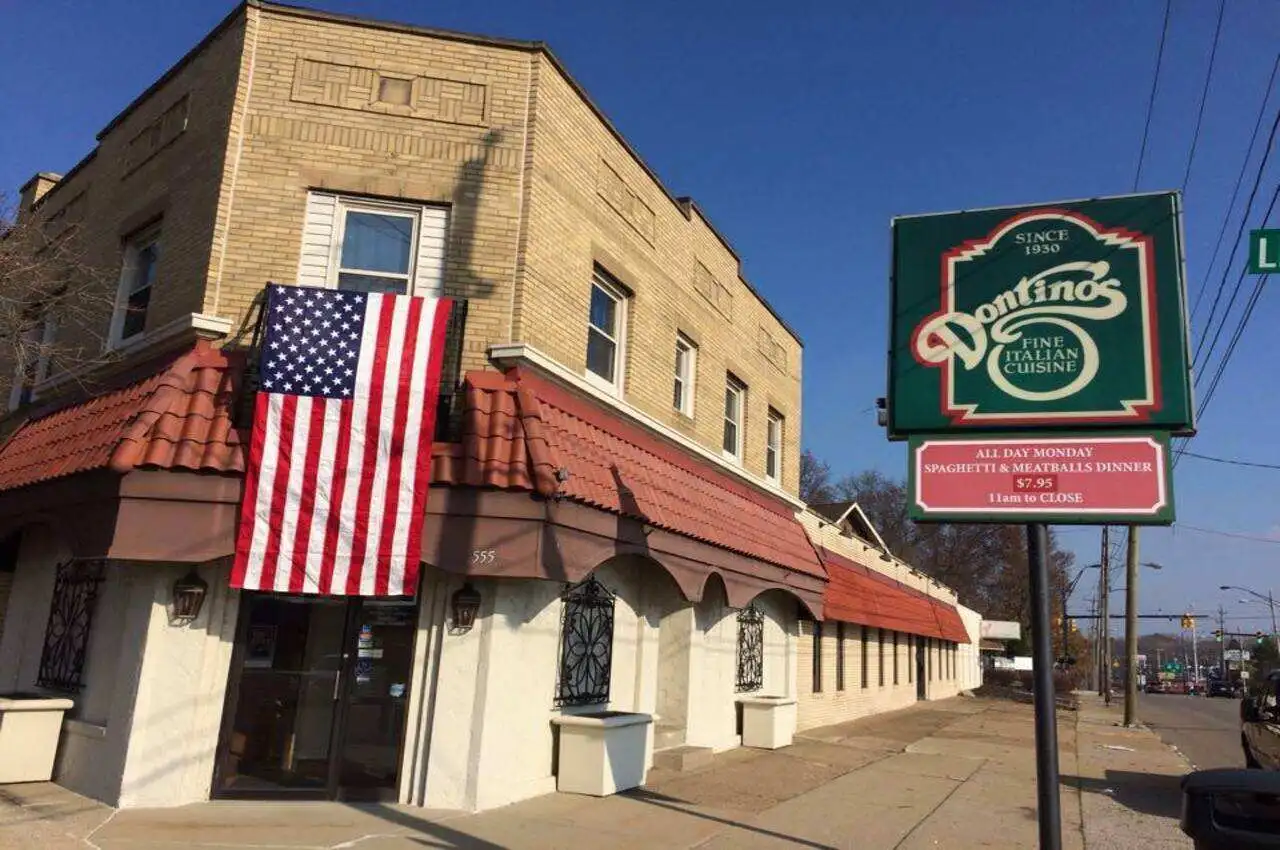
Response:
[1027, 522, 1062, 850]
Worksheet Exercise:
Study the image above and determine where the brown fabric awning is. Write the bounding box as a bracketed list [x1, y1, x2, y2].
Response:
[0, 356, 826, 614]
[424, 369, 826, 614]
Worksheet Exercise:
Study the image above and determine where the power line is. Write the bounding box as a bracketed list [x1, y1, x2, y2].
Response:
[1181, 0, 1226, 192]
[1180, 450, 1280, 470]
[1193, 183, 1279, 417]
[1134, 0, 1173, 192]
[1173, 523, 1280, 544]
[1190, 53, 1280, 323]
[1192, 105, 1280, 373]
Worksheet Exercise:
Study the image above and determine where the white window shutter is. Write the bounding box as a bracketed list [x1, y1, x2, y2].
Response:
[414, 206, 449, 296]
[297, 192, 338, 288]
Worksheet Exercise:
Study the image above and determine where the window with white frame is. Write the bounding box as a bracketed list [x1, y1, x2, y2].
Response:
[765, 408, 783, 482]
[673, 333, 696, 416]
[335, 204, 418, 294]
[585, 270, 627, 393]
[722, 374, 745, 460]
[296, 192, 448, 297]
[109, 226, 160, 347]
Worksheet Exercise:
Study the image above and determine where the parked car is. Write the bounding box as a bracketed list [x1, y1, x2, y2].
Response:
[1208, 679, 1241, 698]
[1241, 671, 1280, 770]
[1145, 679, 1168, 694]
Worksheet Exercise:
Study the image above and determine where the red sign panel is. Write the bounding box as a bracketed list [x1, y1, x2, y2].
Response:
[909, 435, 1171, 523]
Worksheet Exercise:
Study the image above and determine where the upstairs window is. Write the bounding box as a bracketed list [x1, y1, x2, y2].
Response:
[723, 374, 745, 461]
[7, 313, 56, 411]
[335, 204, 418, 295]
[673, 333, 696, 416]
[765, 409, 784, 482]
[296, 192, 448, 297]
[586, 271, 627, 394]
[110, 226, 160, 346]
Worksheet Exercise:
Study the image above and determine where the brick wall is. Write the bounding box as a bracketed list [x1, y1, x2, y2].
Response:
[518, 56, 803, 495]
[10, 3, 804, 502]
[796, 621, 965, 731]
[210, 5, 535, 378]
[3, 11, 247, 391]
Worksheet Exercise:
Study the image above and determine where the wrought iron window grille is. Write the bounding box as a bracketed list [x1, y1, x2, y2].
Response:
[554, 576, 615, 707]
[735, 605, 765, 693]
[36, 559, 107, 692]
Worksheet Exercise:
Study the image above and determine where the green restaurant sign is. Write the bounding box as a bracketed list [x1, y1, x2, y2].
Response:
[888, 192, 1194, 438]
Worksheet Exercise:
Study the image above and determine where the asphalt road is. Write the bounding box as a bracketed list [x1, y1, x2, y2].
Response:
[1137, 691, 1244, 770]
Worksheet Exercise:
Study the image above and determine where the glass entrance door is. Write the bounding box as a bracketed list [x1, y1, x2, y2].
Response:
[336, 599, 417, 798]
[215, 594, 418, 800]
[215, 595, 347, 796]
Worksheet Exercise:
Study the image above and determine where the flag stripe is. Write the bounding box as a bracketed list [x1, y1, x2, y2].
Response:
[259, 393, 299, 593]
[397, 298, 447, 595]
[377, 296, 424, 596]
[230, 284, 453, 598]
[231, 391, 271, 590]
[332, 293, 383, 594]
[288, 396, 328, 593]
[273, 395, 313, 593]
[364, 295, 411, 595]
[347, 295, 398, 594]
[305, 398, 343, 594]
[318, 399, 355, 593]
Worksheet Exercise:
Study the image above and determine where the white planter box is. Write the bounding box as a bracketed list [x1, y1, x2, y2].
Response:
[551, 711, 653, 797]
[0, 694, 75, 783]
[738, 695, 797, 749]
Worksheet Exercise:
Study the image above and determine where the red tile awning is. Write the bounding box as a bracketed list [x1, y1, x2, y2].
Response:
[820, 548, 969, 643]
[431, 368, 826, 581]
[0, 341, 245, 491]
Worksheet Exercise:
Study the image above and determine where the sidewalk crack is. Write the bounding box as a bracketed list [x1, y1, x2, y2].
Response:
[889, 757, 989, 850]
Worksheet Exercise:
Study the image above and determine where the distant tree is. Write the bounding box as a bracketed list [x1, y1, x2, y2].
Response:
[799, 450, 835, 504]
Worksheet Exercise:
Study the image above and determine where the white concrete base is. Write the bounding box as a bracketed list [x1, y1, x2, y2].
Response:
[0, 695, 75, 783]
[738, 695, 797, 750]
[551, 711, 653, 797]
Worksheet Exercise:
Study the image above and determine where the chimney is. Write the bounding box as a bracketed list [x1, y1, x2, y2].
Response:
[17, 172, 62, 220]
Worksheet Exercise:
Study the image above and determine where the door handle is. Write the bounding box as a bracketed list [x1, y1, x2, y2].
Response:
[333, 668, 343, 700]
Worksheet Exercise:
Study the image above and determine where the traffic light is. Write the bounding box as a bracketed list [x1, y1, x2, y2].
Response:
[1213, 629, 1223, 641]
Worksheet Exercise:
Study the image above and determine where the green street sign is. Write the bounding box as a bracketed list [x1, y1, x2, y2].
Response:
[1250, 229, 1280, 274]
[888, 193, 1194, 438]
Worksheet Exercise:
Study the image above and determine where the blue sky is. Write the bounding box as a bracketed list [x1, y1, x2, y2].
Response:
[3, 0, 1278, 633]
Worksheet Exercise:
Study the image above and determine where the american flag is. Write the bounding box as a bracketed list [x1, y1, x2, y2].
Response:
[232, 284, 452, 596]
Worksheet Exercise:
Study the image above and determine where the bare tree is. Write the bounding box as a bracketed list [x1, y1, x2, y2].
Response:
[799, 449, 835, 504]
[0, 194, 117, 401]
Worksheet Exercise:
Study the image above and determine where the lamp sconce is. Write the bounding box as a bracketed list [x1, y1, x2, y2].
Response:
[171, 570, 209, 624]
[451, 582, 482, 632]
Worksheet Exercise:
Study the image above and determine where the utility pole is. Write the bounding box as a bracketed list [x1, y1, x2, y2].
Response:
[1182, 614, 1192, 686]
[1219, 606, 1227, 679]
[1124, 526, 1139, 726]
[1099, 526, 1110, 701]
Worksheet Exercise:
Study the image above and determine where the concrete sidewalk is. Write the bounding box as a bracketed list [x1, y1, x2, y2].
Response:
[0, 694, 1192, 849]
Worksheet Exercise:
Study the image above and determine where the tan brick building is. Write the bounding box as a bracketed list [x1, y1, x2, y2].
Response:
[0, 1, 976, 813]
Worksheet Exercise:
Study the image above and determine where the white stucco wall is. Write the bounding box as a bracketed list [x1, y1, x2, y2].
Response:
[0, 538, 239, 808]
[116, 561, 239, 808]
[681, 579, 739, 751]
[409, 557, 683, 812]
[405, 559, 800, 812]
[956, 605, 984, 693]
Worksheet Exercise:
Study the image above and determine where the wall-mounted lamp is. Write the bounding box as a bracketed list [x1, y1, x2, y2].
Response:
[451, 583, 482, 632]
[171, 570, 209, 623]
